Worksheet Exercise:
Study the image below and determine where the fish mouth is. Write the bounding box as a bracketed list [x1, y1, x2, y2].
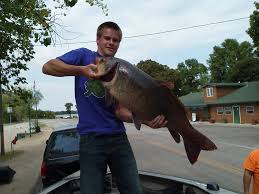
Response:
[99, 62, 118, 82]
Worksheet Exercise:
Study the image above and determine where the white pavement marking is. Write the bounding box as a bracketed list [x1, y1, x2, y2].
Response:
[214, 138, 257, 150]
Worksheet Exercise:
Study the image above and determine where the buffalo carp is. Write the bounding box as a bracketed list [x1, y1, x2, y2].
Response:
[95, 57, 217, 164]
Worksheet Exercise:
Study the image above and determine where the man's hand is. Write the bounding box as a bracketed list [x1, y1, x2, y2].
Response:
[243, 169, 253, 194]
[115, 104, 168, 129]
[81, 64, 99, 79]
[144, 115, 168, 129]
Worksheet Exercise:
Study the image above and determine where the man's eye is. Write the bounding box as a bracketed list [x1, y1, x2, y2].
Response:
[112, 39, 119, 43]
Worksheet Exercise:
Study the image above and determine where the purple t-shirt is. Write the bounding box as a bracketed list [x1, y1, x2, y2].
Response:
[57, 48, 126, 135]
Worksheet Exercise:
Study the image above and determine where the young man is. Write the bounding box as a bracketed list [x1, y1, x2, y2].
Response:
[243, 149, 259, 194]
[42, 21, 167, 194]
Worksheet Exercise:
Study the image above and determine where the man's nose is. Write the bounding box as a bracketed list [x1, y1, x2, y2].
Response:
[108, 39, 115, 44]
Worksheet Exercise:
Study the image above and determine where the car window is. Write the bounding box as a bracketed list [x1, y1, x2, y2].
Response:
[47, 130, 79, 158]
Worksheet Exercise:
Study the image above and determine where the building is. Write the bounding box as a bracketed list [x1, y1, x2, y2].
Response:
[180, 81, 259, 124]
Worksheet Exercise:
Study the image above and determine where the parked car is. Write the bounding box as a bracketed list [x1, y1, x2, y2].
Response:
[41, 125, 80, 187]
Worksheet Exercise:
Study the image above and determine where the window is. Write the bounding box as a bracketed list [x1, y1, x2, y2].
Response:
[206, 87, 214, 97]
[48, 130, 80, 158]
[217, 107, 224, 115]
[224, 107, 232, 115]
[246, 106, 255, 114]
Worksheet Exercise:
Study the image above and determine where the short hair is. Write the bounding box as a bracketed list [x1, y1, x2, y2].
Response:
[97, 21, 122, 41]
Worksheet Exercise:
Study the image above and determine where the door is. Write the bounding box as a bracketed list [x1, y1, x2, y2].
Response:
[232, 106, 241, 124]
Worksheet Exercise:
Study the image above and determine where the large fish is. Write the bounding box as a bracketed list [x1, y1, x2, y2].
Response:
[95, 57, 217, 164]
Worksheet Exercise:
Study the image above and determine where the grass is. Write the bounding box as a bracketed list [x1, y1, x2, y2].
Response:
[0, 150, 24, 162]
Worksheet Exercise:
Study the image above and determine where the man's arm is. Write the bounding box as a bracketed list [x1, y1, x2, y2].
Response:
[115, 104, 167, 128]
[42, 58, 98, 78]
[243, 169, 253, 194]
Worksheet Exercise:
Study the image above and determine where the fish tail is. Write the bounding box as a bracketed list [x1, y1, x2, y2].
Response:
[168, 123, 217, 164]
[182, 133, 217, 164]
[182, 124, 217, 164]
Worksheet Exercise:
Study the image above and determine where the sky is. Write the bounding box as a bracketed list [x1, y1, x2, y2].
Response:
[23, 0, 256, 111]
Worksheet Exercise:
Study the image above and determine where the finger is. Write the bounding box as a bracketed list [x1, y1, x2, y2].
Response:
[89, 64, 98, 72]
[161, 120, 168, 127]
[158, 115, 165, 125]
[149, 116, 160, 126]
[152, 115, 163, 128]
[154, 115, 167, 128]
[89, 65, 100, 78]
[156, 115, 165, 126]
[158, 118, 168, 128]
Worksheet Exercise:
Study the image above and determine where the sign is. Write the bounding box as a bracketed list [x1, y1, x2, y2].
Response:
[7, 107, 13, 113]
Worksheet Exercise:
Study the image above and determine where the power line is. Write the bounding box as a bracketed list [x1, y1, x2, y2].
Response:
[36, 16, 249, 46]
[124, 16, 249, 39]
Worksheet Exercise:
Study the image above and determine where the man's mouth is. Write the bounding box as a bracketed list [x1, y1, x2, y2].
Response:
[106, 47, 114, 51]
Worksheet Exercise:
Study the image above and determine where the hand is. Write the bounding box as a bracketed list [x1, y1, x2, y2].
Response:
[145, 115, 168, 129]
[82, 64, 99, 79]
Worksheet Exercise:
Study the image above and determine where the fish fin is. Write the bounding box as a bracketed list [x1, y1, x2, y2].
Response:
[168, 129, 181, 143]
[105, 89, 117, 107]
[132, 113, 142, 130]
[183, 137, 201, 165]
[186, 123, 217, 151]
[199, 134, 218, 151]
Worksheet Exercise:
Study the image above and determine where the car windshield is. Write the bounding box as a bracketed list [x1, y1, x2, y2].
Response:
[48, 131, 79, 158]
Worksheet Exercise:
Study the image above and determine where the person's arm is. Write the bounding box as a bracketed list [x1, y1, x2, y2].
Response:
[115, 104, 167, 128]
[42, 58, 98, 78]
[243, 169, 253, 194]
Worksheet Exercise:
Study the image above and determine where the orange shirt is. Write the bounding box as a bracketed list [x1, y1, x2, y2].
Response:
[243, 149, 259, 194]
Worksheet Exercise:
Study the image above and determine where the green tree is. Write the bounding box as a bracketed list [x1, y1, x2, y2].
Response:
[229, 57, 259, 82]
[136, 60, 170, 78]
[31, 90, 44, 107]
[136, 59, 181, 96]
[34, 109, 55, 119]
[177, 59, 209, 95]
[65, 102, 73, 118]
[208, 39, 254, 82]
[2, 88, 43, 123]
[247, 2, 259, 56]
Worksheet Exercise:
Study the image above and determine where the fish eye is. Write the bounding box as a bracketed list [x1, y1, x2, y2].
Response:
[100, 58, 105, 63]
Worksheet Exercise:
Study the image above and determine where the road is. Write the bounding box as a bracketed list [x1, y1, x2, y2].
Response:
[125, 122, 259, 193]
[39, 120, 259, 193]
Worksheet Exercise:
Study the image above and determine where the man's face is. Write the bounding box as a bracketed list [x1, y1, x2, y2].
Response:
[96, 28, 121, 57]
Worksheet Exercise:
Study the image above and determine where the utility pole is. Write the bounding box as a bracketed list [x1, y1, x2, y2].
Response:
[33, 81, 38, 128]
[0, 65, 5, 155]
[29, 102, 31, 137]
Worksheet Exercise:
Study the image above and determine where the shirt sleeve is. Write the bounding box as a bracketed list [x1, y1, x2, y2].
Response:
[57, 48, 91, 66]
[243, 150, 257, 172]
